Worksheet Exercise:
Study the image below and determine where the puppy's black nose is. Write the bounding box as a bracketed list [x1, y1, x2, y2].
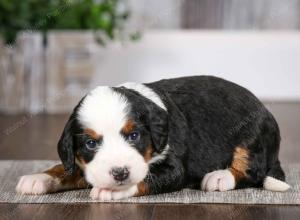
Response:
[110, 167, 129, 182]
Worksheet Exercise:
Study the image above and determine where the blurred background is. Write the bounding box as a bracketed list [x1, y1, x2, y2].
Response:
[0, 0, 299, 161]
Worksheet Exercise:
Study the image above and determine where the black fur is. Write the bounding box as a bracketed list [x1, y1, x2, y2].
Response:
[121, 76, 284, 193]
[58, 75, 285, 194]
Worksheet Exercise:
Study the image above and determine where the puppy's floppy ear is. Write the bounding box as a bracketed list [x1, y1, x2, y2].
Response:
[146, 103, 169, 153]
[57, 113, 76, 175]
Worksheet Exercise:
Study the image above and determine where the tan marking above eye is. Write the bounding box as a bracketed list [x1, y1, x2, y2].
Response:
[84, 128, 102, 140]
[122, 119, 135, 135]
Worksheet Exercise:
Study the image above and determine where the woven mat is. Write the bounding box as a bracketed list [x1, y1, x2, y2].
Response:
[0, 160, 299, 204]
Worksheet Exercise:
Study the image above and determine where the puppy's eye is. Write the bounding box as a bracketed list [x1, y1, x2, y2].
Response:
[128, 131, 140, 142]
[85, 139, 97, 150]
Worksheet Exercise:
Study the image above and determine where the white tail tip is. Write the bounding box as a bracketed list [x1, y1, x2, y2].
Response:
[263, 176, 290, 191]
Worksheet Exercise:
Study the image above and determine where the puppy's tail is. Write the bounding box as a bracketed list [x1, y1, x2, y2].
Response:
[263, 162, 290, 192]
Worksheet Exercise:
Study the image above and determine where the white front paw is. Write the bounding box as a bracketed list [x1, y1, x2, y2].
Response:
[90, 185, 137, 201]
[16, 173, 56, 195]
[90, 188, 113, 200]
[201, 169, 235, 192]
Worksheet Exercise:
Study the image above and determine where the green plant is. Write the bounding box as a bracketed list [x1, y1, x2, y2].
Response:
[0, 0, 132, 45]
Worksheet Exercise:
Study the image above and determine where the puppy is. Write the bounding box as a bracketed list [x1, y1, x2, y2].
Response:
[16, 76, 290, 200]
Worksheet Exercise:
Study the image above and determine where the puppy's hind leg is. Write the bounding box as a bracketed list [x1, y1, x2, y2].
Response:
[201, 169, 236, 192]
[201, 146, 249, 192]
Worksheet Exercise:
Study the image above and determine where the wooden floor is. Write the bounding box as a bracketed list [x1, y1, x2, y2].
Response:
[0, 102, 300, 220]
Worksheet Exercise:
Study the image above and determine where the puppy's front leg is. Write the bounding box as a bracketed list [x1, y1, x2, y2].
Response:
[135, 160, 186, 197]
[16, 164, 89, 195]
[90, 185, 139, 200]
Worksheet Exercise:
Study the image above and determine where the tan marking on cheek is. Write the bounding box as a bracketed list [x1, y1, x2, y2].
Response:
[122, 119, 135, 135]
[84, 128, 101, 140]
[229, 146, 249, 182]
[135, 181, 149, 196]
[75, 152, 86, 169]
[143, 145, 153, 162]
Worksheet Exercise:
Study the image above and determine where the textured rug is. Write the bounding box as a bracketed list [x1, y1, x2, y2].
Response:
[0, 160, 299, 204]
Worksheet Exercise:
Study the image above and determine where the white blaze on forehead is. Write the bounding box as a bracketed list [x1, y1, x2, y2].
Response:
[119, 82, 167, 111]
[78, 86, 129, 134]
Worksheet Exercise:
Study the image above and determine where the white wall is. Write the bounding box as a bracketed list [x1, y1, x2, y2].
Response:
[93, 31, 300, 101]
[126, 0, 182, 29]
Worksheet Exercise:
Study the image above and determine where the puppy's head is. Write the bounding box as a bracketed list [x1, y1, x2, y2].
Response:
[57, 86, 168, 190]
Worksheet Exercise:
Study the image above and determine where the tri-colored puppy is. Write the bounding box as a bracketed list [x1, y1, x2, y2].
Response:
[16, 76, 290, 200]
